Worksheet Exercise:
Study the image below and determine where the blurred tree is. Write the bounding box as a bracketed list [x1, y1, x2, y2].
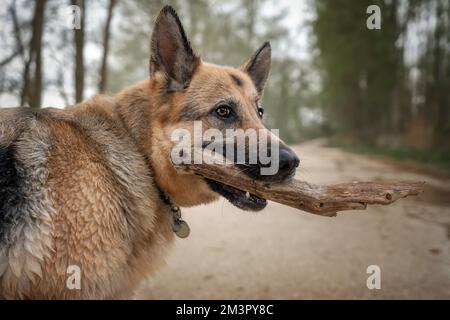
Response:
[72, 0, 85, 103]
[106, 0, 169, 93]
[98, 0, 117, 93]
[0, 1, 25, 68]
[311, 0, 449, 152]
[21, 0, 46, 108]
[421, 0, 450, 150]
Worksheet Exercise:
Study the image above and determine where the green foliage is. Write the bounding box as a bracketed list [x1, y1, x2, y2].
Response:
[313, 0, 404, 138]
[311, 0, 450, 154]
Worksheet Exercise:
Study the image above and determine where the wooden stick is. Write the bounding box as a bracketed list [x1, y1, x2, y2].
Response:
[173, 149, 425, 217]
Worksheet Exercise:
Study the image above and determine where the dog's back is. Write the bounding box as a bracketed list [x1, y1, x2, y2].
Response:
[0, 97, 173, 299]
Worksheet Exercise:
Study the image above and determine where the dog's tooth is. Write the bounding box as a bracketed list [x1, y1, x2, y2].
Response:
[246, 191, 250, 199]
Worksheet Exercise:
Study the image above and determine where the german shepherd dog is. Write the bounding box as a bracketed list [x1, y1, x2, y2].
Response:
[0, 6, 299, 299]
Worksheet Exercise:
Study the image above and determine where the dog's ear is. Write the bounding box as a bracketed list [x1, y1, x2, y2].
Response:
[241, 42, 271, 95]
[150, 5, 200, 90]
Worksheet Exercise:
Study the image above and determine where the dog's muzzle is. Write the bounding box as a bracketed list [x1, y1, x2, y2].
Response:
[206, 143, 300, 211]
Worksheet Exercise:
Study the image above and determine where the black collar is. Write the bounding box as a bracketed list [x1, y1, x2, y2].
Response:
[157, 186, 190, 239]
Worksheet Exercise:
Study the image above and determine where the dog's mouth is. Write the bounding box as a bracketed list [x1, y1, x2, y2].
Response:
[206, 179, 267, 211]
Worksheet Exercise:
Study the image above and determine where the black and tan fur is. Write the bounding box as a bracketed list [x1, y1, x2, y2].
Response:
[0, 6, 298, 299]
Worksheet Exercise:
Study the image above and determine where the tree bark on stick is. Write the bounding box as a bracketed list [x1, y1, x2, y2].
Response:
[98, 0, 117, 93]
[174, 149, 424, 217]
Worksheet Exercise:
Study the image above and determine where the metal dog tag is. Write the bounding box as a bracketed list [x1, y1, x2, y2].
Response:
[174, 220, 190, 239]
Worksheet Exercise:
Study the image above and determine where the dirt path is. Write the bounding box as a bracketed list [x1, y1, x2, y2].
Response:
[138, 140, 450, 299]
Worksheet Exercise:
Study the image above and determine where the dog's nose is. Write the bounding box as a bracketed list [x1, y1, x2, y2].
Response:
[278, 148, 300, 176]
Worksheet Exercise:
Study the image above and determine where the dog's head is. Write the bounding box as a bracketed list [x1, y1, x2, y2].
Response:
[148, 6, 299, 211]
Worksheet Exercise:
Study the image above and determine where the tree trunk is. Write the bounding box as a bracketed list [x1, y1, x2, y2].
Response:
[0, 1, 24, 68]
[0, 0, 25, 67]
[98, 0, 117, 93]
[424, 0, 447, 150]
[245, 0, 257, 47]
[21, 0, 46, 108]
[72, 0, 85, 103]
[10, 0, 25, 63]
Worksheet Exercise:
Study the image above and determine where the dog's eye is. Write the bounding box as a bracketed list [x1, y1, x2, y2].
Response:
[258, 107, 264, 117]
[215, 105, 232, 119]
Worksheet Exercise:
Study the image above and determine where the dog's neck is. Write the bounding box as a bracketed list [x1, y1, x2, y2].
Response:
[114, 79, 154, 163]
